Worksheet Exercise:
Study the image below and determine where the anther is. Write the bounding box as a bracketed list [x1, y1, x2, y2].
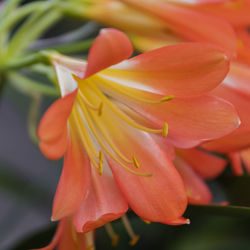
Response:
[98, 150, 104, 175]
[162, 122, 168, 137]
[129, 235, 140, 246]
[142, 219, 151, 224]
[121, 214, 140, 246]
[237, 39, 243, 48]
[132, 156, 140, 168]
[87, 244, 94, 250]
[98, 161, 103, 175]
[160, 95, 174, 102]
[98, 102, 103, 116]
[99, 150, 104, 163]
[105, 223, 120, 247]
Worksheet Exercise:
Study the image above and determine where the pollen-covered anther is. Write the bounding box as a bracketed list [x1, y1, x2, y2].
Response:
[98, 102, 103, 116]
[160, 94, 174, 102]
[237, 39, 243, 49]
[132, 156, 140, 168]
[129, 235, 140, 246]
[98, 150, 104, 175]
[87, 244, 94, 250]
[121, 214, 140, 246]
[162, 122, 168, 137]
[105, 223, 120, 247]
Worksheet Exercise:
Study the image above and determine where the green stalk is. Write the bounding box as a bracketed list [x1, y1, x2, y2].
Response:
[28, 94, 42, 145]
[5, 9, 62, 61]
[0, 0, 22, 51]
[8, 72, 59, 97]
[0, 2, 45, 38]
[43, 39, 93, 54]
[0, 0, 22, 19]
[0, 51, 51, 71]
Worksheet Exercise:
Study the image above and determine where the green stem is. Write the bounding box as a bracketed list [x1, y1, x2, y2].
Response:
[29, 64, 58, 87]
[43, 39, 93, 54]
[0, 51, 51, 71]
[0, 0, 22, 19]
[0, 2, 45, 39]
[0, 0, 31, 53]
[5, 9, 62, 60]
[0, 73, 6, 98]
[8, 72, 59, 97]
[28, 94, 42, 145]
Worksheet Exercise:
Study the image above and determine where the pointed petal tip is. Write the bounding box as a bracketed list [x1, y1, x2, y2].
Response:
[84, 28, 133, 79]
[79, 211, 126, 233]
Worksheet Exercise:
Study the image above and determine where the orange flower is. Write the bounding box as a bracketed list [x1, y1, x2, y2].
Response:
[175, 148, 227, 204]
[200, 62, 250, 176]
[228, 147, 250, 175]
[203, 62, 250, 152]
[81, 0, 237, 56]
[33, 218, 95, 250]
[38, 28, 239, 232]
[192, 0, 250, 28]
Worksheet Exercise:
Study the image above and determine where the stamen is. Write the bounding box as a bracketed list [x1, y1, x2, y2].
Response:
[87, 81, 163, 135]
[98, 150, 103, 175]
[86, 231, 95, 250]
[70, 218, 78, 246]
[71, 108, 100, 170]
[162, 122, 168, 137]
[160, 95, 174, 102]
[132, 156, 140, 168]
[121, 214, 140, 246]
[142, 219, 151, 224]
[95, 75, 174, 104]
[72, 107, 99, 158]
[98, 102, 103, 116]
[77, 97, 152, 177]
[79, 91, 101, 112]
[105, 223, 120, 247]
[78, 93, 133, 164]
[99, 150, 104, 163]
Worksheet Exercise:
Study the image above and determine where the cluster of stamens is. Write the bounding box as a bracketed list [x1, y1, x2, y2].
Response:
[70, 74, 173, 177]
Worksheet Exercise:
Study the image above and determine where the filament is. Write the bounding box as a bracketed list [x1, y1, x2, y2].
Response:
[104, 223, 119, 246]
[121, 214, 140, 246]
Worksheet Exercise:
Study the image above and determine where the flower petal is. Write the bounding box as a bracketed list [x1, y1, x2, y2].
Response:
[176, 148, 227, 179]
[51, 54, 87, 80]
[175, 156, 212, 204]
[105, 128, 188, 223]
[195, 0, 250, 27]
[84, 28, 133, 78]
[52, 128, 91, 221]
[32, 220, 65, 250]
[39, 127, 68, 160]
[73, 167, 128, 233]
[124, 94, 240, 148]
[38, 90, 77, 143]
[168, 0, 229, 4]
[38, 90, 77, 160]
[229, 152, 244, 176]
[57, 218, 89, 250]
[203, 63, 250, 152]
[241, 148, 250, 174]
[120, 0, 237, 56]
[74, 81, 187, 222]
[101, 43, 229, 97]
